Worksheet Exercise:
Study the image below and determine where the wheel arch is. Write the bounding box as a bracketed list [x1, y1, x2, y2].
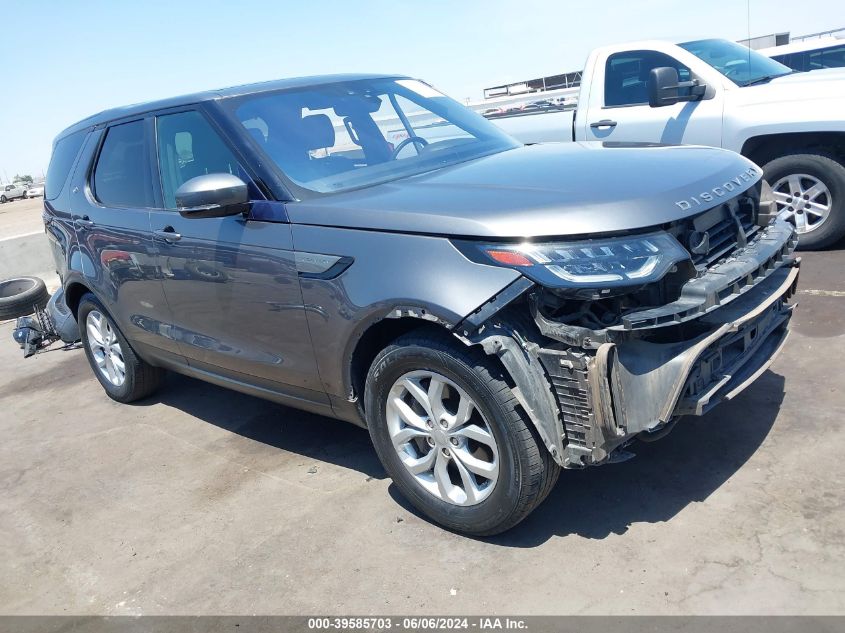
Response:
[741, 131, 845, 167]
[64, 279, 96, 319]
[348, 314, 455, 417]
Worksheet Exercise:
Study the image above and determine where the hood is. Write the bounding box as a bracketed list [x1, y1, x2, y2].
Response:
[286, 142, 761, 239]
[735, 68, 845, 105]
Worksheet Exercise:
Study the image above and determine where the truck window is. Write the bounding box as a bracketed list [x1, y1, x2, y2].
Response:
[770, 53, 798, 71]
[604, 50, 691, 107]
[807, 44, 845, 71]
[92, 120, 153, 209]
[45, 130, 86, 201]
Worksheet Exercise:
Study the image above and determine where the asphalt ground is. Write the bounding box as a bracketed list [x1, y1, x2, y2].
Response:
[1, 228, 844, 615]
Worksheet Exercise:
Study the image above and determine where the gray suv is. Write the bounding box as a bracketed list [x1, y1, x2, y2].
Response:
[43, 75, 798, 535]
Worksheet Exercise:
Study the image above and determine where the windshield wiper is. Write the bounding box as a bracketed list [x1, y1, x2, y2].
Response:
[742, 70, 800, 87]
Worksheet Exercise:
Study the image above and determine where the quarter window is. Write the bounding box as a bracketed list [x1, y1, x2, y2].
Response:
[45, 129, 86, 201]
[155, 110, 245, 209]
[93, 120, 152, 208]
[604, 51, 691, 107]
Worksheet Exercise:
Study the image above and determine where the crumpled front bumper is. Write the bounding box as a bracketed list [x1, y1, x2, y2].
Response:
[534, 219, 799, 467]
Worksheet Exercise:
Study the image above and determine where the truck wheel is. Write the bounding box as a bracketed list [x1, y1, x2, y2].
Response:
[763, 152, 845, 250]
[77, 293, 164, 403]
[365, 330, 559, 536]
[0, 276, 49, 320]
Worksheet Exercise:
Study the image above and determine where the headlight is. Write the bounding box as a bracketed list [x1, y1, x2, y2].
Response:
[465, 232, 690, 289]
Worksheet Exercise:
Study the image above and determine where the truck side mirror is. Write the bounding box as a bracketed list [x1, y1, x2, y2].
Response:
[649, 67, 680, 107]
[648, 67, 707, 108]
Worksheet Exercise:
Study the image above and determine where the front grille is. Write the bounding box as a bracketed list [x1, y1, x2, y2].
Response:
[683, 196, 759, 268]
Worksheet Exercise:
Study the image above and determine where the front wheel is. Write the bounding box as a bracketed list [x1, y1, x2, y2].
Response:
[0, 195, 7, 204]
[78, 293, 164, 403]
[763, 151, 845, 250]
[365, 331, 559, 536]
[22, 191, 27, 199]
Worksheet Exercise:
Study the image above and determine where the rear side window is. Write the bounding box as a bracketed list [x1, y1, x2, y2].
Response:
[45, 130, 86, 201]
[93, 120, 153, 208]
[605, 50, 691, 107]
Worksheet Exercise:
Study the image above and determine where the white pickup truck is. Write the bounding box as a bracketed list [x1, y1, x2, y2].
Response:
[493, 38, 845, 249]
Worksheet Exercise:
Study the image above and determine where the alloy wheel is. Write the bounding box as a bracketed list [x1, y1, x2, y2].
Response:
[86, 310, 126, 386]
[386, 370, 499, 506]
[771, 173, 832, 234]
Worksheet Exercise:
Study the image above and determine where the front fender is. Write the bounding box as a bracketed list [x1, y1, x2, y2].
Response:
[291, 224, 520, 398]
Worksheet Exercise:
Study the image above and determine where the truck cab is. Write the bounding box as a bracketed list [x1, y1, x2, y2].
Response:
[496, 38, 845, 249]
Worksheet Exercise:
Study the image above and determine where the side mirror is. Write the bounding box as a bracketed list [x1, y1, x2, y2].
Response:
[175, 173, 249, 219]
[648, 67, 707, 108]
[649, 67, 680, 107]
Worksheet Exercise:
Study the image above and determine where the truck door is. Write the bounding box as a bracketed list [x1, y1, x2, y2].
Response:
[581, 49, 723, 147]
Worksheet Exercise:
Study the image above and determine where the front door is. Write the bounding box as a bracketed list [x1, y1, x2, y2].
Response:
[149, 109, 324, 397]
[582, 49, 723, 146]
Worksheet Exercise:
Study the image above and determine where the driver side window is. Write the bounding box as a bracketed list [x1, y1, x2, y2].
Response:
[605, 50, 691, 107]
[156, 110, 250, 210]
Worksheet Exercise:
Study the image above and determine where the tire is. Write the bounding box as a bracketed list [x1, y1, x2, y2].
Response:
[77, 293, 164, 403]
[0, 276, 49, 319]
[364, 330, 559, 536]
[0, 195, 7, 203]
[763, 151, 845, 250]
[22, 191, 27, 199]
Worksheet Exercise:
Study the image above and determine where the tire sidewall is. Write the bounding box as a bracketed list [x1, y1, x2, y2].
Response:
[78, 295, 138, 401]
[764, 153, 845, 249]
[365, 343, 527, 534]
[0, 276, 49, 319]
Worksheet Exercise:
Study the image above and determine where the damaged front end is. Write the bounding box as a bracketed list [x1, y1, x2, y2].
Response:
[456, 186, 799, 468]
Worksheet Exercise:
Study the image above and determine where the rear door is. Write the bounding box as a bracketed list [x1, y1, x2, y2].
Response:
[580, 49, 723, 146]
[43, 129, 88, 282]
[149, 107, 324, 398]
[71, 118, 180, 360]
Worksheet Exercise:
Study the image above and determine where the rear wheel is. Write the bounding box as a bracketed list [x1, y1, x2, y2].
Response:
[763, 151, 845, 250]
[78, 294, 163, 403]
[365, 331, 559, 536]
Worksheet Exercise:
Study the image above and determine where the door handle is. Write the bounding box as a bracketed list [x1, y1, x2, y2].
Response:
[590, 119, 618, 129]
[154, 227, 182, 243]
[75, 215, 95, 229]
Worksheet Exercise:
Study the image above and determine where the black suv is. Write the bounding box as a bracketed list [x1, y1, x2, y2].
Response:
[42, 75, 798, 534]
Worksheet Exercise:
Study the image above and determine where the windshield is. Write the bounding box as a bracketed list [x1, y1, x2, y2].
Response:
[225, 77, 520, 195]
[679, 38, 794, 86]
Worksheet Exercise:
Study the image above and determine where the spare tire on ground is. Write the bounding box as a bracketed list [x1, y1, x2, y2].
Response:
[0, 277, 50, 320]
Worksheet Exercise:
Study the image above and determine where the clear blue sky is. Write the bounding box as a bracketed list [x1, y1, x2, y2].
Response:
[0, 0, 839, 179]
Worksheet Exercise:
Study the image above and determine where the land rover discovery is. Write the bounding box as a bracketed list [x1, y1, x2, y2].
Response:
[42, 75, 798, 534]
